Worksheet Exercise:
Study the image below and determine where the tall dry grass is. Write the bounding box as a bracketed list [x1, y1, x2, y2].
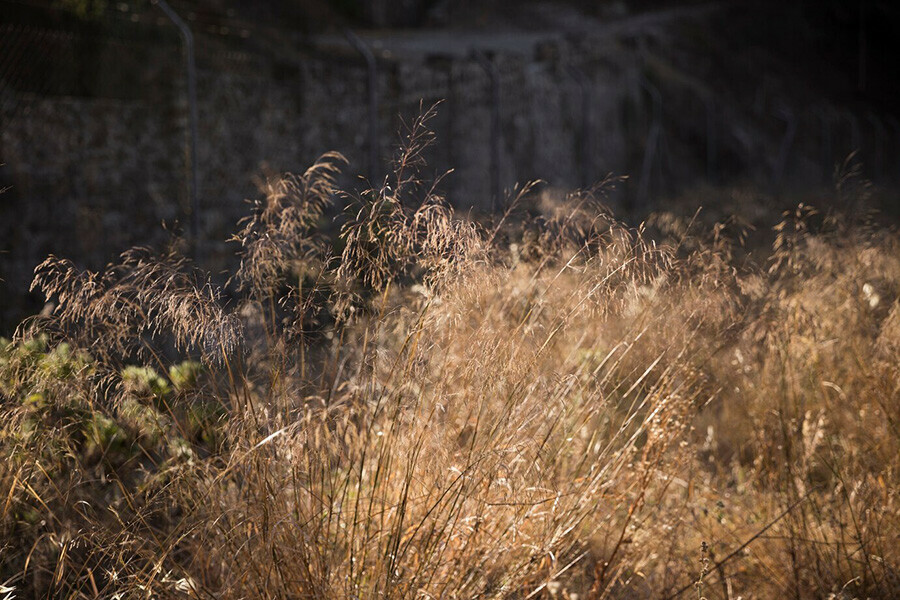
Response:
[1, 109, 899, 599]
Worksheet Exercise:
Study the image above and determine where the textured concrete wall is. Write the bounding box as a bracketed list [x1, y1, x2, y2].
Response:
[3, 19, 848, 328]
[1, 28, 648, 331]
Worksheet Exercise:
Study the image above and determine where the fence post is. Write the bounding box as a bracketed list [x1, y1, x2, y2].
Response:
[845, 111, 861, 154]
[772, 105, 796, 194]
[345, 29, 379, 185]
[705, 94, 717, 184]
[567, 65, 592, 188]
[817, 106, 834, 183]
[887, 116, 900, 183]
[475, 51, 501, 212]
[866, 112, 884, 181]
[637, 75, 662, 209]
[153, 0, 200, 256]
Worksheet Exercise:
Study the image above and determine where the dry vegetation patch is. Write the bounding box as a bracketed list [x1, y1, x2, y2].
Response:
[1, 112, 899, 599]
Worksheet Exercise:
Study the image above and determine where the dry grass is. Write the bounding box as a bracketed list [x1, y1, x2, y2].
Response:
[1, 109, 899, 599]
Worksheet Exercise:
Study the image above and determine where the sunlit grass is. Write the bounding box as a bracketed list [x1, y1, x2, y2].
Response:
[1, 110, 898, 599]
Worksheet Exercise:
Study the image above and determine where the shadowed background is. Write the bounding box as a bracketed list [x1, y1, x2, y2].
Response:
[2, 0, 899, 329]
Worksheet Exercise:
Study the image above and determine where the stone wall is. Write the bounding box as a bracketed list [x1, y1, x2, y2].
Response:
[0, 22, 651, 328]
[2, 8, 885, 329]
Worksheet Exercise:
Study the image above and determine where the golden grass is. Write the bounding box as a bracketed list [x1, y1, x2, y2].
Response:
[1, 110, 898, 599]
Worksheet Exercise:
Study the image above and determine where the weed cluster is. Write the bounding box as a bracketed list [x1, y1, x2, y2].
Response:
[1, 109, 898, 599]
